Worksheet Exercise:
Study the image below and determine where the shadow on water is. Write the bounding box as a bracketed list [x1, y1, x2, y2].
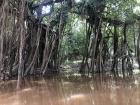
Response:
[0, 74, 140, 105]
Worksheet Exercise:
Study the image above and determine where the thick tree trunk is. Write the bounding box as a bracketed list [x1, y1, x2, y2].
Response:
[122, 23, 127, 77]
[0, 0, 8, 79]
[17, 0, 26, 89]
[137, 21, 140, 70]
[111, 25, 118, 75]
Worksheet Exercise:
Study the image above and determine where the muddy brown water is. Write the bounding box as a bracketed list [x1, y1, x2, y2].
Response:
[0, 75, 140, 105]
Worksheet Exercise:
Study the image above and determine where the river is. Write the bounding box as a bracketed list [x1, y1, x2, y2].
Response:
[0, 74, 140, 105]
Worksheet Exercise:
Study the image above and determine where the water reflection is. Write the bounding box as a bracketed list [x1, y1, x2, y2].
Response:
[0, 75, 140, 105]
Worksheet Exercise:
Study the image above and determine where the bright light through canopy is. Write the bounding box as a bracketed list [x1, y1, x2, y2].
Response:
[42, 5, 51, 15]
[137, 0, 140, 3]
[134, 6, 140, 14]
[75, 0, 81, 3]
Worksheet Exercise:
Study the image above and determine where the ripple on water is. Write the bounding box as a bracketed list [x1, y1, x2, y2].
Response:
[0, 75, 139, 105]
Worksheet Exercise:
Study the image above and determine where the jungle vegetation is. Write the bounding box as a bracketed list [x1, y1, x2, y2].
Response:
[0, 0, 140, 83]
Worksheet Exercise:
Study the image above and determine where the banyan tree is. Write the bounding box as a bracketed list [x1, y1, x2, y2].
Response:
[0, 0, 140, 81]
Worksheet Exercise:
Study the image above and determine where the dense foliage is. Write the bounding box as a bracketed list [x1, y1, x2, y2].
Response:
[0, 0, 140, 83]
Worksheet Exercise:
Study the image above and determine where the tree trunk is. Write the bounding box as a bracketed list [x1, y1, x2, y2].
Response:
[17, 0, 26, 89]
